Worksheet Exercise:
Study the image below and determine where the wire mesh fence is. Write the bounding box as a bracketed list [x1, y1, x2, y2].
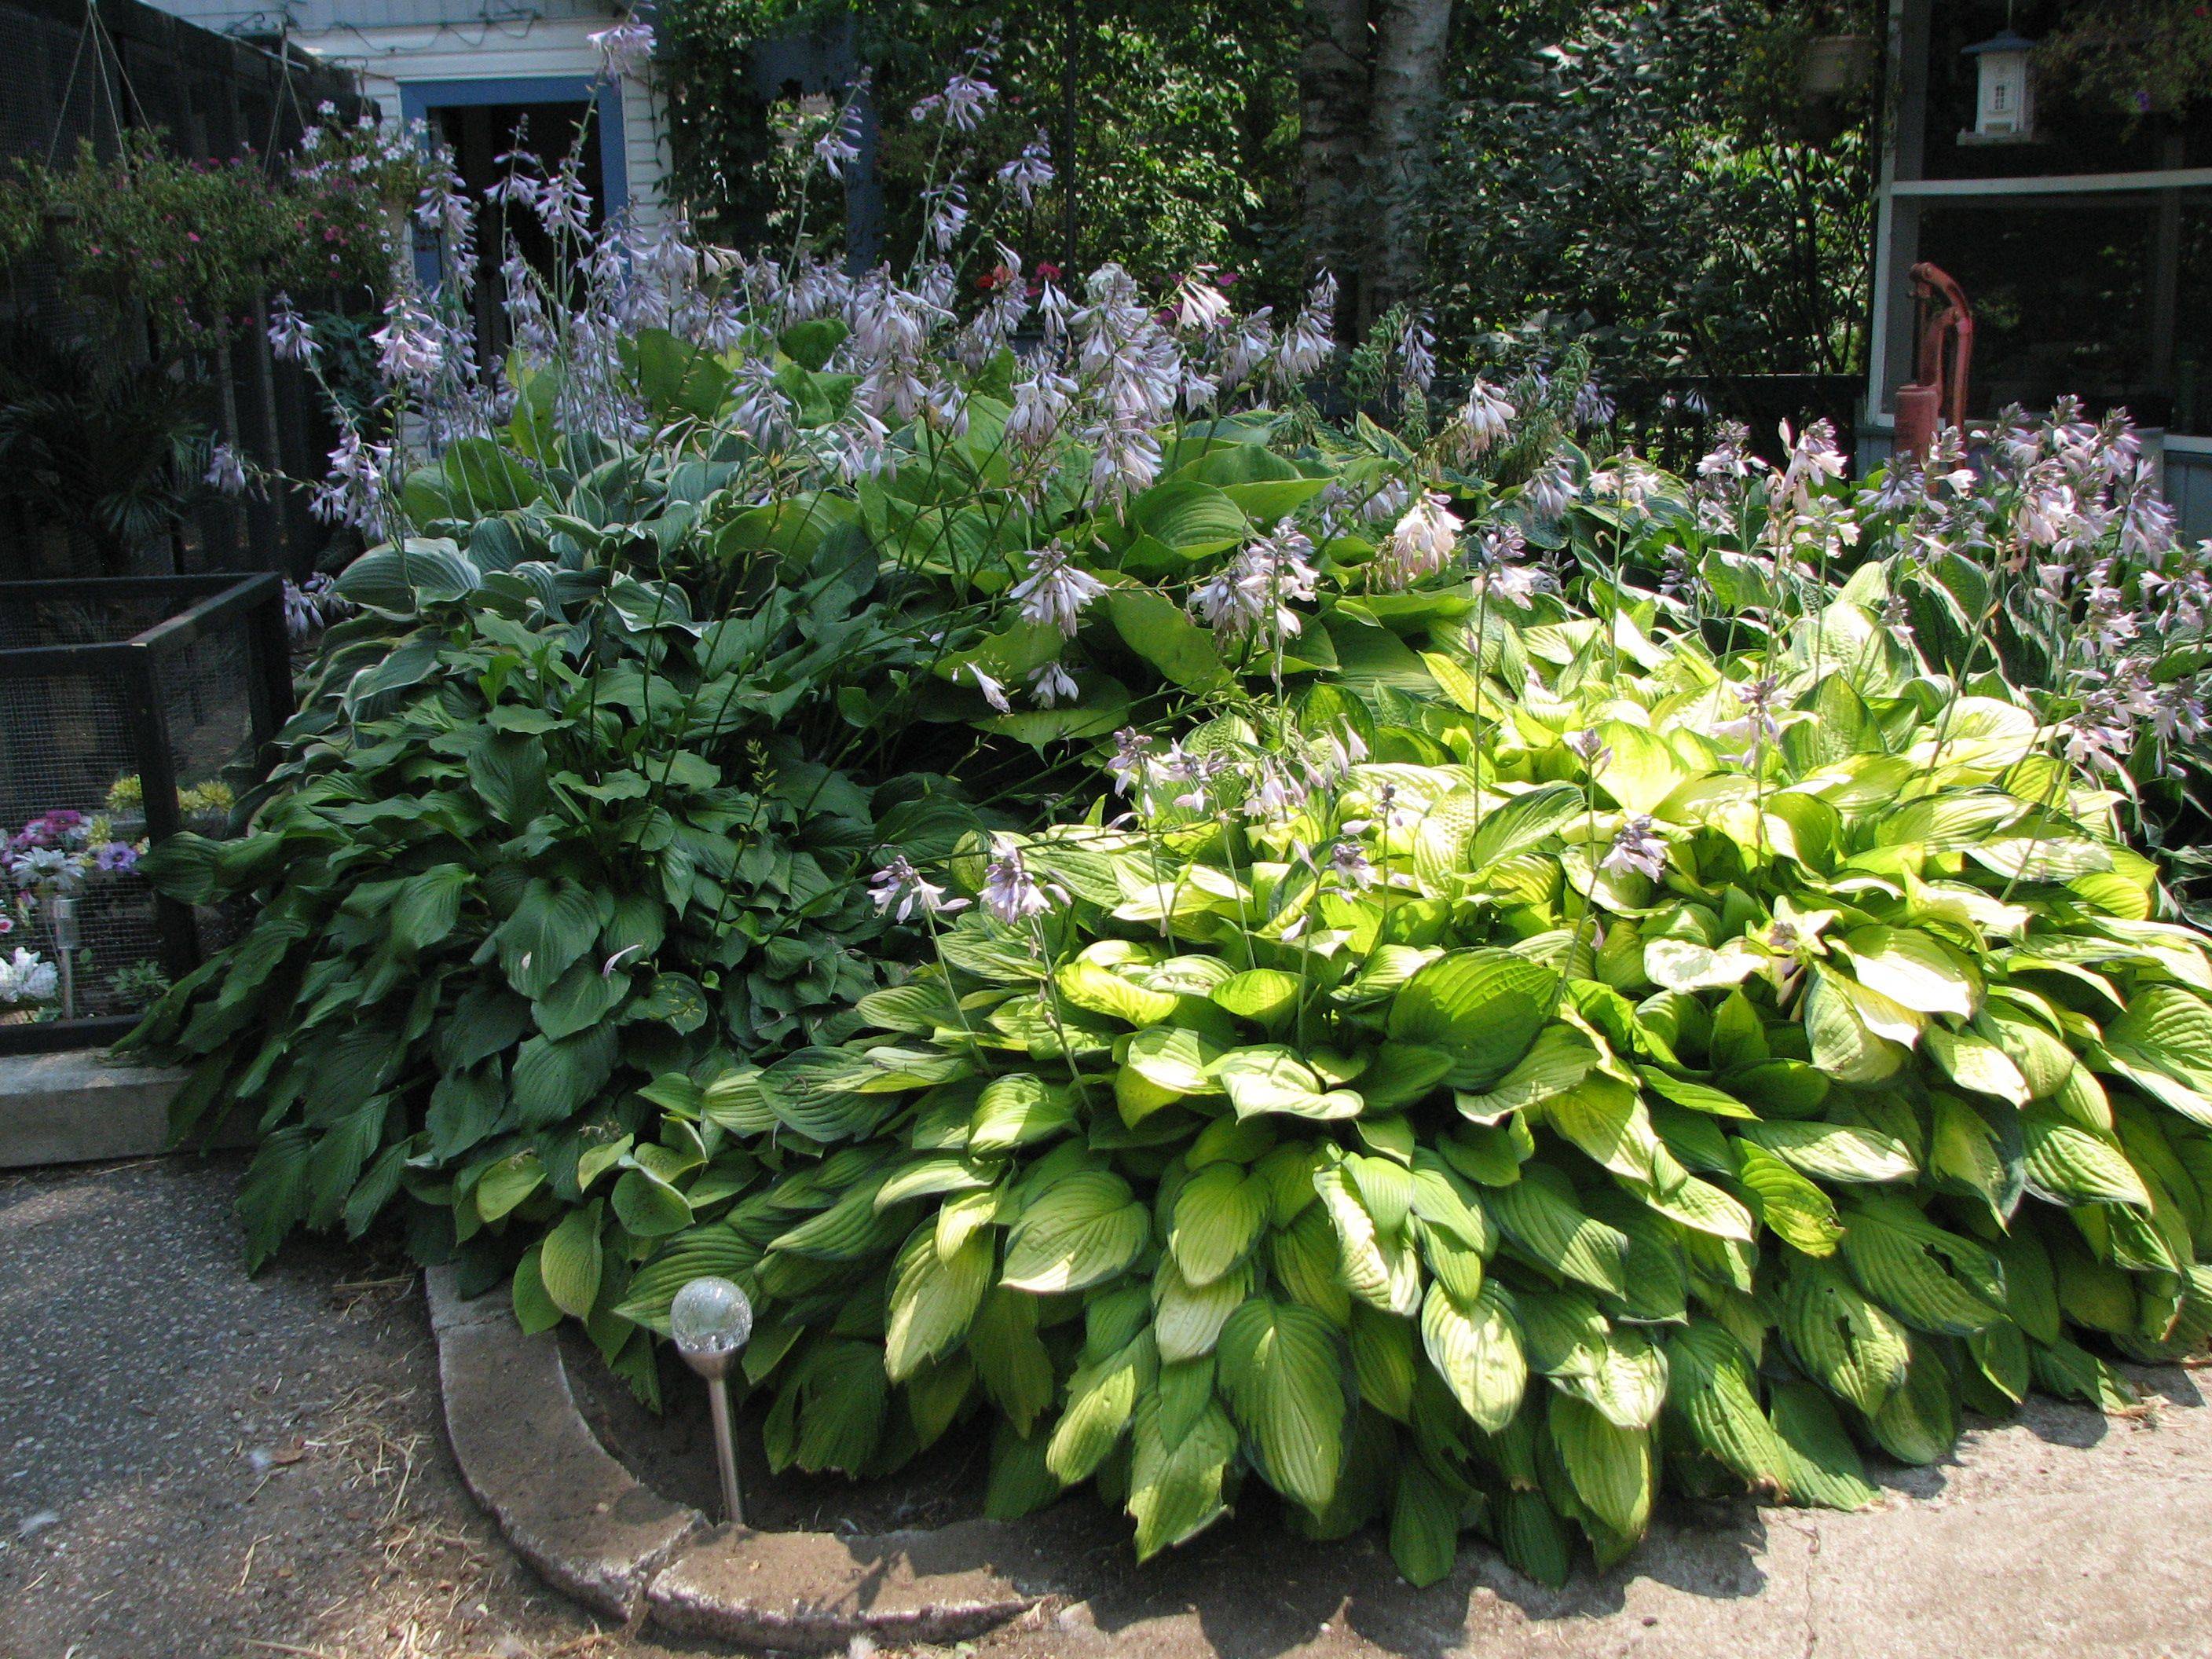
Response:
[0, 573, 291, 1050]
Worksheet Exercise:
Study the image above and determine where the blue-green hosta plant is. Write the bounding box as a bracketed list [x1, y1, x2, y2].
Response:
[606, 577, 2212, 1584]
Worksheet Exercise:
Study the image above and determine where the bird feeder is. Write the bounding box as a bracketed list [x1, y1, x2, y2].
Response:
[1962, 26, 2036, 144]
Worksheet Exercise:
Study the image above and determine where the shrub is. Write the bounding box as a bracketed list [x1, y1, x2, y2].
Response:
[604, 557, 2212, 1584]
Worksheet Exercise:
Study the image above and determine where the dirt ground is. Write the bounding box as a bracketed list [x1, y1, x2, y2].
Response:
[7, 1154, 2212, 1659]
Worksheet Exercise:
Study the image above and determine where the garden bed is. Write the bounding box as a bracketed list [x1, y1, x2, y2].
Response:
[0, 573, 290, 1049]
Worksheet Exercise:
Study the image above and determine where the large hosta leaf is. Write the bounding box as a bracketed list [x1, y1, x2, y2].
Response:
[1127, 1388, 1238, 1558]
[1421, 1279, 1525, 1430]
[1389, 949, 1555, 1087]
[1215, 1298, 1353, 1511]
[1839, 1198, 2006, 1336]
[1168, 1163, 1269, 1285]
[885, 1225, 993, 1380]
[1001, 1170, 1150, 1292]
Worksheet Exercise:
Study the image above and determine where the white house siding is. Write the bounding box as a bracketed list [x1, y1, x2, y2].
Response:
[288, 16, 669, 228]
[137, 0, 668, 227]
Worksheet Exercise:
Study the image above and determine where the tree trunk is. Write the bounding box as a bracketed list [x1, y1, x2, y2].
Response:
[1300, 0, 1372, 326]
[1359, 0, 1454, 333]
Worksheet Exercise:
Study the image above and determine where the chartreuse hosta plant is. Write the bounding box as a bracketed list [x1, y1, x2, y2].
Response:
[598, 583, 2212, 1587]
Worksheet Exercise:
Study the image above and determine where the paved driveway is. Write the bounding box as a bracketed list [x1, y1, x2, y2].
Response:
[5, 1155, 2211, 1659]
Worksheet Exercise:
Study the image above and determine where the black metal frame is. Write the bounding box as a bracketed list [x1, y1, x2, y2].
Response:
[0, 572, 292, 1053]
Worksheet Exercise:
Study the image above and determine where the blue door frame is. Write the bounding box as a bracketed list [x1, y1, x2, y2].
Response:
[398, 75, 628, 289]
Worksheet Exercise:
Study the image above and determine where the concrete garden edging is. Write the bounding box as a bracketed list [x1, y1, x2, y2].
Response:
[424, 1266, 1049, 1647]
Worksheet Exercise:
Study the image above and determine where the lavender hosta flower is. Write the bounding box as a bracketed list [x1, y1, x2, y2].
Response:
[1397, 310, 1437, 399]
[1011, 542, 1108, 637]
[0, 947, 57, 1005]
[1328, 840, 1379, 893]
[372, 287, 444, 389]
[1566, 727, 1613, 771]
[921, 377, 969, 439]
[1107, 727, 1159, 796]
[1216, 311, 1275, 392]
[1272, 272, 1337, 387]
[415, 165, 474, 240]
[1589, 453, 1662, 512]
[1174, 275, 1231, 335]
[980, 840, 1064, 925]
[1456, 378, 1515, 461]
[1086, 420, 1164, 508]
[1188, 519, 1320, 649]
[870, 855, 968, 922]
[2015, 464, 2080, 548]
[1776, 418, 1847, 510]
[815, 101, 865, 178]
[1242, 757, 1309, 822]
[203, 442, 248, 497]
[1713, 675, 1784, 752]
[535, 160, 595, 238]
[1602, 815, 1669, 881]
[969, 664, 1013, 715]
[1573, 377, 1616, 429]
[2119, 463, 2178, 559]
[1372, 491, 1463, 591]
[912, 71, 998, 131]
[1005, 368, 1075, 450]
[1027, 662, 1081, 707]
[266, 295, 318, 364]
[996, 130, 1056, 207]
[588, 17, 655, 77]
[1522, 455, 1577, 524]
[309, 429, 392, 531]
[923, 184, 969, 254]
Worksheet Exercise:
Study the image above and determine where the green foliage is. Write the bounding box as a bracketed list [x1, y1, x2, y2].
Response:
[599, 542, 2212, 1585]
[1435, 0, 1876, 383]
[0, 123, 422, 340]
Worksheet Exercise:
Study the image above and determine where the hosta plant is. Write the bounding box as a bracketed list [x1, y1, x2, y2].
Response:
[603, 573, 2212, 1585]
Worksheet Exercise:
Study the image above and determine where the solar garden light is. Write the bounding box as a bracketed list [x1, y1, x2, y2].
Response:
[670, 1276, 753, 1526]
[46, 895, 77, 1020]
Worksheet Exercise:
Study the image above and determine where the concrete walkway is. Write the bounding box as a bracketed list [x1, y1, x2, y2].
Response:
[5, 1154, 2211, 1659]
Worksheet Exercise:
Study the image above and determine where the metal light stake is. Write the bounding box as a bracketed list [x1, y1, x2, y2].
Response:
[671, 1276, 753, 1526]
[47, 895, 77, 1022]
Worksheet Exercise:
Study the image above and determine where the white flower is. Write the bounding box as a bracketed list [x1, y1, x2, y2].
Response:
[969, 665, 1013, 714]
[1522, 455, 1577, 523]
[1188, 519, 1320, 650]
[203, 443, 247, 497]
[980, 840, 1063, 925]
[1028, 662, 1081, 706]
[996, 131, 1056, 207]
[869, 855, 966, 922]
[1601, 815, 1668, 881]
[266, 295, 318, 364]
[588, 19, 655, 78]
[0, 947, 57, 1005]
[1009, 542, 1107, 636]
[1372, 491, 1463, 590]
[1457, 378, 1514, 460]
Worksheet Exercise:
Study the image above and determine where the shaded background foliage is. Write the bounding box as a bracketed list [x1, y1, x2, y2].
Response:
[658, 0, 1876, 394]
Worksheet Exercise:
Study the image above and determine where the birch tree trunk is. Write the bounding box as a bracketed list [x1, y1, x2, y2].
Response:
[1300, 0, 1372, 334]
[1359, 0, 1455, 332]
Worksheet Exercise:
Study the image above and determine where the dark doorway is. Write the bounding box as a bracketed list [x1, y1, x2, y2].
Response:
[431, 100, 607, 366]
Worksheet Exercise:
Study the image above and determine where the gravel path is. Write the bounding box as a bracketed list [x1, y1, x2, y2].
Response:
[6, 1154, 2212, 1659]
[0, 1155, 679, 1659]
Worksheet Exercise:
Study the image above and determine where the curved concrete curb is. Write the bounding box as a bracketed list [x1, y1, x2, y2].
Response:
[426, 1267, 1046, 1649]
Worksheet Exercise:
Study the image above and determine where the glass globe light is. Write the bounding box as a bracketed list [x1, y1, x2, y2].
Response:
[670, 1276, 753, 1379]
